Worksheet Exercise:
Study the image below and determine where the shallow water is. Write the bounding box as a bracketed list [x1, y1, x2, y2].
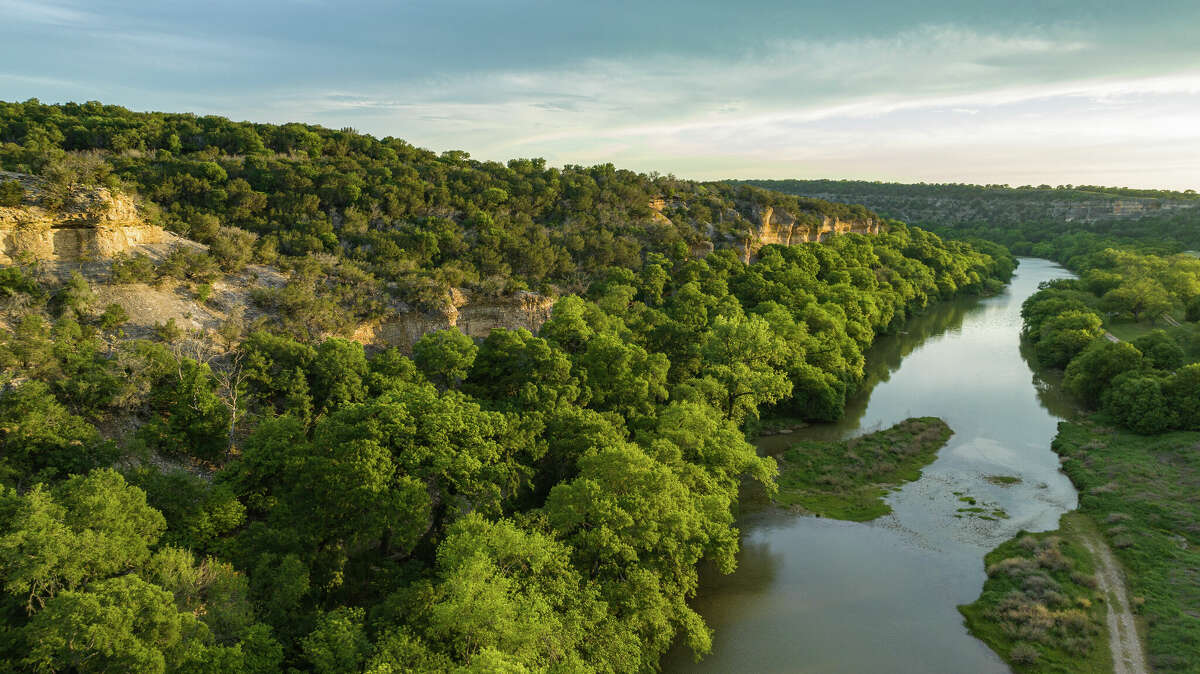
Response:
[664, 258, 1079, 673]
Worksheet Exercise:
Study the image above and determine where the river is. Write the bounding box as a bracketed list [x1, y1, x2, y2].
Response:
[663, 257, 1079, 673]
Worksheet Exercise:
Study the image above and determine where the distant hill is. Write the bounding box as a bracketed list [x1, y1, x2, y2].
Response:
[738, 179, 1200, 249]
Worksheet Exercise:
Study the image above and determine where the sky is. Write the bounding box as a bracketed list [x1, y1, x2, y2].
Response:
[2, 0, 1199, 190]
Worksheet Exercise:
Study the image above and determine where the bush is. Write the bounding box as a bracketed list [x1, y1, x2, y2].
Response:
[97, 303, 129, 331]
[110, 252, 158, 284]
[209, 226, 257, 272]
[0, 179, 23, 206]
[1009, 641, 1039, 665]
[154, 318, 183, 343]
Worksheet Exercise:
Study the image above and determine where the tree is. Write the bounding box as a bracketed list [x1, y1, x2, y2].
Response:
[423, 514, 612, 670]
[1035, 310, 1104, 369]
[1131, 330, 1185, 371]
[302, 607, 371, 674]
[574, 333, 669, 421]
[0, 469, 165, 611]
[464, 329, 578, 410]
[1102, 372, 1175, 434]
[139, 357, 230, 462]
[544, 443, 730, 667]
[691, 313, 792, 422]
[309, 338, 369, 414]
[1100, 278, 1172, 322]
[1186, 295, 1200, 323]
[412, 327, 478, 390]
[1063, 341, 1144, 407]
[0, 179, 23, 206]
[23, 574, 205, 674]
[0, 381, 114, 485]
[1164, 364, 1200, 430]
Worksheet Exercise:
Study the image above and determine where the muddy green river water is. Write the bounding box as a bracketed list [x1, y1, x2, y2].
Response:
[663, 258, 1079, 673]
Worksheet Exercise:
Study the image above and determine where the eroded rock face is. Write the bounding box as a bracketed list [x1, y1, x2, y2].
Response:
[353, 290, 556, 351]
[0, 173, 164, 264]
[736, 204, 885, 262]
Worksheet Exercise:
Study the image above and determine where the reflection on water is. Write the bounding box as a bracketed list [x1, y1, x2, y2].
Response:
[664, 259, 1078, 673]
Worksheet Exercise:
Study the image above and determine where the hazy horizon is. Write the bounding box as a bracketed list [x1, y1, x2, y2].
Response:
[3, 0, 1199, 191]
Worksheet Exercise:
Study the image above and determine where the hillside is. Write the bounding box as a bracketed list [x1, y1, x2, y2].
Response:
[0, 101, 1022, 672]
[741, 179, 1200, 250]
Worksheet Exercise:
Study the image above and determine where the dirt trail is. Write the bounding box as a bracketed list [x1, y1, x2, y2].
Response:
[1079, 533, 1147, 674]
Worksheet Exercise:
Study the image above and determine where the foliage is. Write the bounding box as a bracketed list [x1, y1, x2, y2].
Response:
[0, 179, 23, 206]
[0, 98, 1020, 672]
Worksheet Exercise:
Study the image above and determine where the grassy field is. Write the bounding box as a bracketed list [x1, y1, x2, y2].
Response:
[774, 417, 952, 521]
[1054, 420, 1200, 672]
[1104, 318, 1164, 342]
[959, 512, 1112, 673]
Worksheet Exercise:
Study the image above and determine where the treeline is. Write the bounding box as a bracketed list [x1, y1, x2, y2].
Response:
[1022, 248, 1200, 434]
[0, 218, 1013, 671]
[1, 99, 877, 320]
[742, 179, 1200, 203]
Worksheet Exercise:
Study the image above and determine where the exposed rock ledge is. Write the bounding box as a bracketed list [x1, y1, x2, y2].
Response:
[352, 289, 556, 351]
[738, 204, 884, 261]
[0, 171, 164, 264]
[647, 197, 885, 263]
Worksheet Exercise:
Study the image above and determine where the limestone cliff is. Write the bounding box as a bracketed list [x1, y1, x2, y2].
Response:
[0, 171, 164, 264]
[737, 204, 884, 261]
[352, 289, 555, 351]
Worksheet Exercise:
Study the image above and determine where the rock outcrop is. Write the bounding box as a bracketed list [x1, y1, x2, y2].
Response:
[737, 204, 883, 261]
[352, 289, 556, 351]
[0, 172, 164, 264]
[646, 196, 885, 263]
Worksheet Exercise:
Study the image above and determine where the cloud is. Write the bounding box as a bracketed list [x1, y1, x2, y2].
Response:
[260, 22, 1193, 156]
[0, 0, 95, 27]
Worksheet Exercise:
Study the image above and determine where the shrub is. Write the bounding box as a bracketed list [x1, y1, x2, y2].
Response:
[97, 303, 129, 331]
[195, 282, 214, 304]
[1009, 643, 1039, 665]
[0, 179, 24, 206]
[154, 318, 183, 343]
[110, 252, 158, 284]
[209, 226, 257, 272]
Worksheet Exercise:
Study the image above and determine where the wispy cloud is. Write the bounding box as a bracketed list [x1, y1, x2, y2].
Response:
[0, 0, 96, 27]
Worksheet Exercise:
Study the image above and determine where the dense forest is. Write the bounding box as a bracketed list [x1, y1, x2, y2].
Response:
[1, 100, 876, 325]
[0, 100, 1016, 672]
[1021, 247, 1200, 434]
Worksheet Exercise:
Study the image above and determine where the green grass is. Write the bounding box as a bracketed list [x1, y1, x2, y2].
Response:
[1052, 420, 1200, 673]
[1104, 319, 1160, 342]
[959, 512, 1112, 673]
[985, 475, 1023, 486]
[773, 417, 952, 521]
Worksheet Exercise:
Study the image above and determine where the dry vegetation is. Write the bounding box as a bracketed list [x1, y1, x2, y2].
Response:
[960, 513, 1112, 672]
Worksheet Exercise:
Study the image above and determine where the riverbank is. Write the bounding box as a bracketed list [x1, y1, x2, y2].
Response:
[1053, 420, 1199, 672]
[959, 512, 1113, 672]
[774, 416, 953, 520]
[661, 258, 1076, 673]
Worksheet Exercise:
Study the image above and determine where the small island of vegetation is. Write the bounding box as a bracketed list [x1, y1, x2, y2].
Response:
[774, 416, 953, 521]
